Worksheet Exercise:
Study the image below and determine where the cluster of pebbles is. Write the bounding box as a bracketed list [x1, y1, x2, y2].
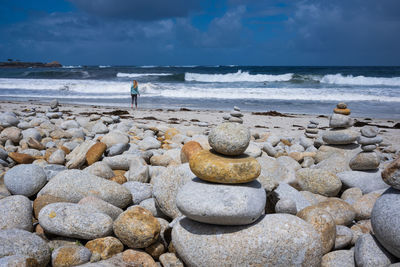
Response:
[223, 106, 244, 123]
[350, 126, 382, 170]
[0, 100, 399, 266]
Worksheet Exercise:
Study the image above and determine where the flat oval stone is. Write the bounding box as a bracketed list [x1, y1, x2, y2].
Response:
[371, 188, 400, 258]
[337, 102, 347, 109]
[208, 122, 250, 156]
[314, 198, 356, 225]
[349, 152, 380, 171]
[360, 126, 379, 138]
[294, 168, 342, 197]
[361, 144, 377, 152]
[4, 164, 47, 197]
[189, 150, 261, 184]
[38, 169, 132, 208]
[358, 135, 383, 145]
[329, 113, 353, 128]
[172, 214, 323, 267]
[333, 108, 351, 115]
[38, 202, 113, 240]
[322, 129, 359, 145]
[176, 178, 266, 225]
[0, 228, 51, 266]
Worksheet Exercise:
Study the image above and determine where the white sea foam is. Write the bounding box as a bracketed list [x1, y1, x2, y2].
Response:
[1, 78, 400, 103]
[116, 72, 173, 78]
[319, 74, 400, 86]
[62, 65, 82, 68]
[99, 65, 110, 68]
[184, 70, 293, 82]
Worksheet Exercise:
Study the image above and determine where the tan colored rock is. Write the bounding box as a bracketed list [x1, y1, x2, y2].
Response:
[314, 198, 356, 225]
[52, 245, 91, 267]
[159, 253, 184, 267]
[280, 139, 292, 146]
[165, 128, 180, 140]
[86, 142, 107, 165]
[180, 141, 203, 163]
[297, 206, 336, 254]
[113, 206, 161, 248]
[121, 249, 157, 267]
[110, 175, 127, 184]
[9, 152, 35, 164]
[85, 236, 123, 261]
[65, 140, 95, 169]
[289, 152, 316, 162]
[145, 241, 165, 260]
[333, 108, 351, 115]
[150, 154, 173, 167]
[27, 137, 45, 150]
[293, 168, 342, 197]
[33, 194, 67, 219]
[189, 150, 261, 184]
[381, 156, 400, 189]
[352, 192, 380, 220]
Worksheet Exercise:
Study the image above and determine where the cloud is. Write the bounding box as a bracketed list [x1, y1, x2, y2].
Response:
[68, 0, 202, 21]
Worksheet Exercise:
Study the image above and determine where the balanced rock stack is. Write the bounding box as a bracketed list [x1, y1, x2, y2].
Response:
[322, 102, 359, 145]
[172, 122, 323, 266]
[370, 156, 400, 261]
[349, 126, 381, 170]
[223, 106, 243, 124]
[45, 99, 62, 119]
[177, 122, 264, 225]
[304, 119, 319, 139]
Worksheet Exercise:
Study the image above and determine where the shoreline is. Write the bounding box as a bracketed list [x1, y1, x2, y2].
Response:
[1, 99, 400, 146]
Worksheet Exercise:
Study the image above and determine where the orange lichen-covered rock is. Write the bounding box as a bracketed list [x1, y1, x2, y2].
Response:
[9, 152, 35, 164]
[113, 206, 161, 249]
[122, 249, 157, 267]
[180, 141, 203, 163]
[333, 108, 351, 115]
[86, 142, 107, 165]
[85, 236, 124, 260]
[189, 150, 261, 184]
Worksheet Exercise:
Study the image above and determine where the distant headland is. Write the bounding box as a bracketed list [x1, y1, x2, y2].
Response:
[0, 59, 62, 68]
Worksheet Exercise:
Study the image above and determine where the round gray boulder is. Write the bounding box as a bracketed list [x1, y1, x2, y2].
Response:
[0, 195, 33, 232]
[0, 228, 51, 266]
[123, 181, 152, 205]
[322, 129, 359, 145]
[4, 164, 47, 197]
[176, 178, 266, 225]
[172, 214, 323, 267]
[371, 188, 400, 258]
[39, 202, 113, 240]
[355, 234, 397, 267]
[208, 122, 250, 156]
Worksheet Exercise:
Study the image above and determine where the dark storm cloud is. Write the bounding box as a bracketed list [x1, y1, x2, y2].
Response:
[67, 0, 202, 20]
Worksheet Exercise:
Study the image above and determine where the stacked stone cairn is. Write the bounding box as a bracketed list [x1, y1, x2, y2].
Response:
[322, 102, 359, 145]
[172, 122, 323, 266]
[349, 126, 382, 170]
[304, 119, 319, 139]
[45, 99, 63, 119]
[177, 122, 264, 225]
[222, 106, 243, 124]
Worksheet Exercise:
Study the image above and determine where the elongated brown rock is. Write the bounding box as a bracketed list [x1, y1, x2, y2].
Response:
[189, 150, 260, 184]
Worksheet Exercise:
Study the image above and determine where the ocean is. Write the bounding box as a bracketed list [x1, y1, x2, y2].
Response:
[0, 65, 400, 119]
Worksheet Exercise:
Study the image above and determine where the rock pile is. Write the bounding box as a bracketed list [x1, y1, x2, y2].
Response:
[223, 106, 243, 123]
[172, 122, 323, 266]
[322, 103, 359, 145]
[349, 126, 381, 170]
[304, 119, 319, 139]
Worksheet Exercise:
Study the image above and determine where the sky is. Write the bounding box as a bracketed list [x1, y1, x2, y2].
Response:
[0, 0, 399, 66]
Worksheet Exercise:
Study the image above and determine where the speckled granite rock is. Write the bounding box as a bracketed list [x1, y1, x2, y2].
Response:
[172, 214, 322, 267]
[208, 122, 250, 156]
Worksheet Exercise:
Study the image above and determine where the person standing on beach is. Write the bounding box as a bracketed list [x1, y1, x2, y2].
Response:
[130, 80, 140, 109]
